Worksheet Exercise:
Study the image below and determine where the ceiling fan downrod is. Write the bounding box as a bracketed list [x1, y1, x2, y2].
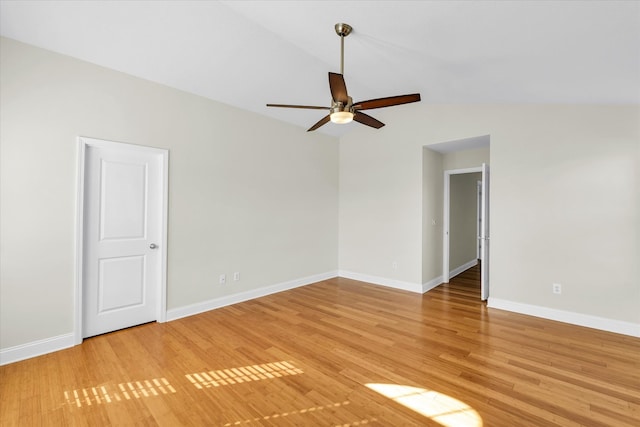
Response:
[335, 23, 352, 75]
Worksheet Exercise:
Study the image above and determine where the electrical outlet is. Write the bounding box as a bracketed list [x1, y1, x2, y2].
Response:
[552, 283, 562, 294]
[233, 272, 240, 281]
[392, 261, 398, 270]
[219, 274, 226, 285]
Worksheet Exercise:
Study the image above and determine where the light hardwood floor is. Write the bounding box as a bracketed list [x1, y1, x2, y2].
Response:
[1, 264, 639, 426]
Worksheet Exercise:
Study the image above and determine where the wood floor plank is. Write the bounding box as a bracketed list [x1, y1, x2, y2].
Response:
[1, 264, 639, 426]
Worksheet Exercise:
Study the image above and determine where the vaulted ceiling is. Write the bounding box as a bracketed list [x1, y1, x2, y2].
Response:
[1, 1, 638, 136]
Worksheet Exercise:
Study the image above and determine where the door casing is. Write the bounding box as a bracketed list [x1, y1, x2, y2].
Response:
[443, 165, 490, 300]
[75, 136, 168, 345]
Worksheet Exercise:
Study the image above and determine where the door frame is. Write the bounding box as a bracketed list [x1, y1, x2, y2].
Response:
[480, 163, 490, 301]
[74, 136, 169, 345]
[442, 166, 482, 283]
[476, 180, 482, 260]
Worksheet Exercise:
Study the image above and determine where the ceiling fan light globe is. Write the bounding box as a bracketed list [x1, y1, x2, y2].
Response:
[330, 111, 354, 124]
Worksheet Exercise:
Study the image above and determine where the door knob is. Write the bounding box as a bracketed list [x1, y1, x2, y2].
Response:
[149, 243, 158, 249]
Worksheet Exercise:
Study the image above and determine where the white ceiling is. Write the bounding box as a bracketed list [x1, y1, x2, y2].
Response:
[1, 1, 639, 136]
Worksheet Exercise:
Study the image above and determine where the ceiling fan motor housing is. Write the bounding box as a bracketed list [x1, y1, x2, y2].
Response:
[330, 97, 354, 115]
[330, 96, 354, 124]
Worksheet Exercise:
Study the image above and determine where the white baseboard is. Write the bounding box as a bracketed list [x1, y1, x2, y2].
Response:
[422, 259, 477, 293]
[422, 275, 443, 293]
[166, 271, 338, 321]
[1, 271, 338, 365]
[450, 259, 478, 278]
[338, 270, 423, 293]
[0, 333, 75, 366]
[488, 298, 640, 338]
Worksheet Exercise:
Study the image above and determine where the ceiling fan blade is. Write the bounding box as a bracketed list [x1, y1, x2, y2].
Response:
[267, 103, 329, 110]
[307, 115, 331, 132]
[329, 72, 349, 104]
[353, 93, 421, 110]
[354, 112, 385, 129]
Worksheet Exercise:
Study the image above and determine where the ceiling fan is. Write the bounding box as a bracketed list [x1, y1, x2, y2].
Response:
[267, 23, 421, 132]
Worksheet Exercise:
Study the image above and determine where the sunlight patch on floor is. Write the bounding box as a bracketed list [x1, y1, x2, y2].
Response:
[63, 378, 176, 408]
[366, 383, 482, 427]
[186, 360, 303, 389]
[223, 400, 351, 426]
[333, 418, 378, 427]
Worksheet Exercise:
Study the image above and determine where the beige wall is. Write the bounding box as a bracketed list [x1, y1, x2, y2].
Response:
[0, 38, 339, 349]
[341, 104, 639, 324]
[2, 37, 639, 354]
[443, 147, 490, 170]
[421, 148, 443, 283]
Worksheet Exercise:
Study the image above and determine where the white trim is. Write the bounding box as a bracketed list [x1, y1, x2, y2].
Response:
[445, 167, 483, 175]
[487, 298, 640, 338]
[422, 259, 477, 294]
[480, 163, 490, 301]
[476, 180, 482, 260]
[157, 146, 169, 323]
[422, 275, 443, 293]
[74, 140, 87, 345]
[443, 166, 482, 283]
[339, 270, 423, 294]
[2, 271, 337, 364]
[75, 136, 169, 341]
[166, 271, 338, 321]
[0, 334, 75, 366]
[449, 259, 478, 279]
[443, 173, 450, 283]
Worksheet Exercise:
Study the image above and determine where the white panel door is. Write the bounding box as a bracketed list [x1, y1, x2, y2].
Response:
[83, 143, 163, 338]
[480, 163, 490, 301]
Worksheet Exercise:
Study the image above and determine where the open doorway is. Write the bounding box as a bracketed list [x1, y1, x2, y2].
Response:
[422, 135, 490, 301]
[443, 165, 490, 300]
[444, 168, 482, 279]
